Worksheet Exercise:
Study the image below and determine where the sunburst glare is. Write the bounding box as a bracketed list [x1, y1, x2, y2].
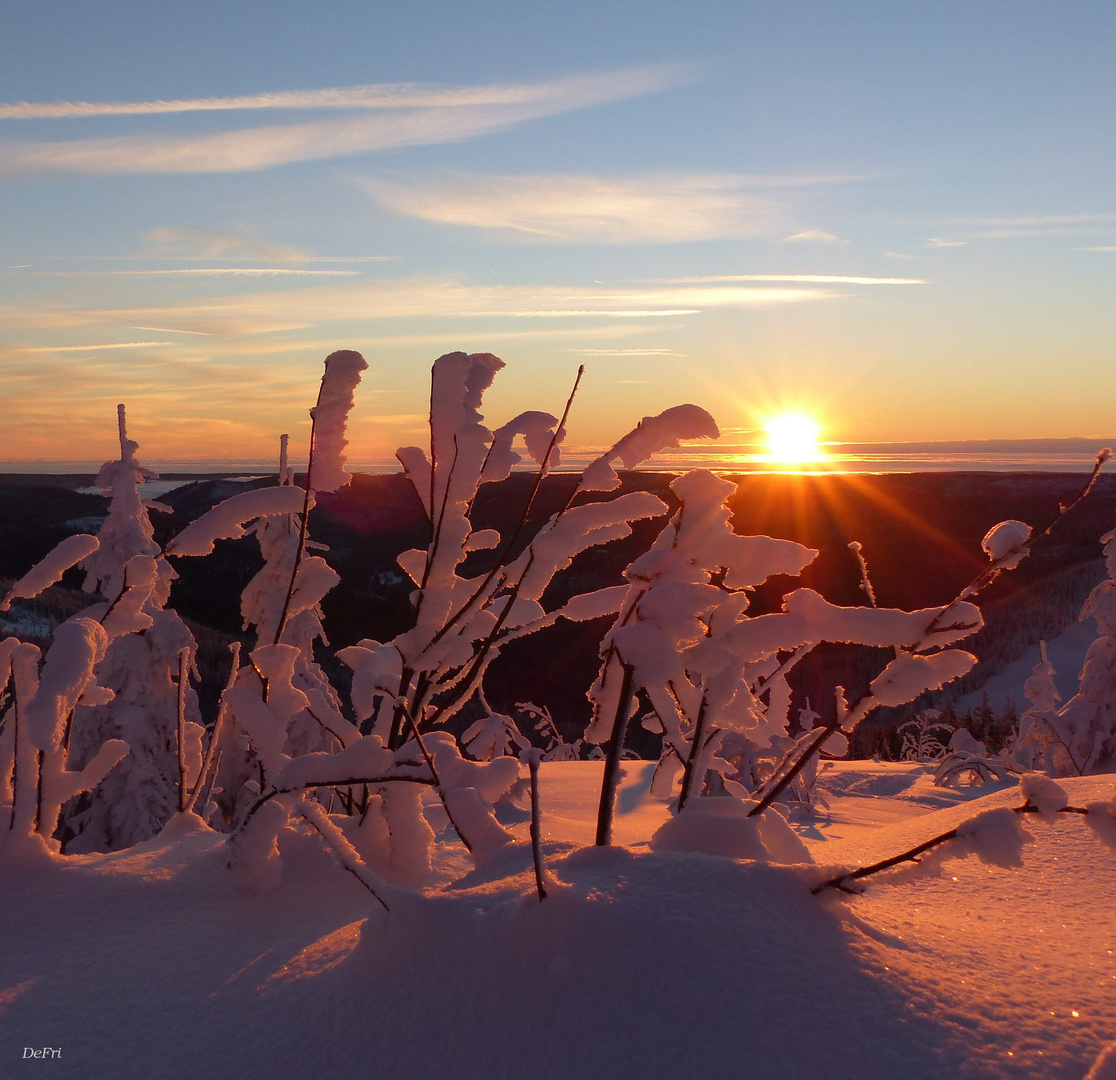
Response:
[764, 413, 823, 463]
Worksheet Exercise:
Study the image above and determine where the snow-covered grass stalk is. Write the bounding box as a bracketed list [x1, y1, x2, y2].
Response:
[273, 350, 367, 647]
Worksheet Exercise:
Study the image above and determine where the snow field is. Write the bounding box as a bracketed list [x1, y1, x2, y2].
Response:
[2, 761, 1115, 1080]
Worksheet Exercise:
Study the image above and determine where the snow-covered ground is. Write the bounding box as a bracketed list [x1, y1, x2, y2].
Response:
[2, 761, 1115, 1080]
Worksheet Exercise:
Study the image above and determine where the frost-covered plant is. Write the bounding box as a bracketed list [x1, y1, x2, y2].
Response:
[744, 452, 1111, 822]
[586, 469, 984, 844]
[1011, 521, 1116, 776]
[0, 622, 128, 853]
[174, 350, 724, 890]
[517, 701, 584, 761]
[0, 408, 204, 852]
[899, 708, 955, 762]
[167, 352, 367, 828]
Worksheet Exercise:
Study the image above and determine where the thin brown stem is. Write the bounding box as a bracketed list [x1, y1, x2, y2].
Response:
[595, 661, 636, 846]
[274, 385, 328, 645]
[812, 802, 1090, 894]
[176, 647, 189, 813]
[526, 751, 547, 901]
[677, 693, 710, 813]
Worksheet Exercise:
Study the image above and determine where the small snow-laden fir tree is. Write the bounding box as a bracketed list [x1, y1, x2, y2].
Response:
[1033, 524, 1116, 774]
[63, 406, 205, 852]
[1007, 640, 1066, 772]
[588, 470, 985, 845]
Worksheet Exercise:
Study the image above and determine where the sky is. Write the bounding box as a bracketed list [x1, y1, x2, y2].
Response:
[1, 0, 1114, 469]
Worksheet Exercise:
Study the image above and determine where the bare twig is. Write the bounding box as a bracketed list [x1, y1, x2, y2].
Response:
[273, 385, 329, 645]
[812, 801, 1090, 894]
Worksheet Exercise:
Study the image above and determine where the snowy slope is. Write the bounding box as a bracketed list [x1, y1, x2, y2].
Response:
[1, 762, 1115, 1080]
[957, 616, 1100, 714]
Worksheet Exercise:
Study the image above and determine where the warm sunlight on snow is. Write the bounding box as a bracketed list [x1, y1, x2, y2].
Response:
[764, 413, 823, 462]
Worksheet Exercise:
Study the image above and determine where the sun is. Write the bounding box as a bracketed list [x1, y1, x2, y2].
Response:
[764, 413, 823, 463]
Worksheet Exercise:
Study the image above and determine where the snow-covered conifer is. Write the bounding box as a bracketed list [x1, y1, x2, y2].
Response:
[1041, 525, 1116, 773]
[63, 408, 204, 851]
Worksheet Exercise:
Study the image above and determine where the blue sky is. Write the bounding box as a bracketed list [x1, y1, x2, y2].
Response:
[1, 1, 1114, 466]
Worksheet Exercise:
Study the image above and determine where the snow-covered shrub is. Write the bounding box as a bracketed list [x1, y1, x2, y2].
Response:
[584, 468, 985, 843]
[898, 708, 955, 762]
[158, 350, 726, 886]
[0, 622, 128, 853]
[5, 347, 1107, 899]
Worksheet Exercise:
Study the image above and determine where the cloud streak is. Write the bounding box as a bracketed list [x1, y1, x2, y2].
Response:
[651, 274, 927, 285]
[0, 276, 838, 336]
[360, 171, 861, 244]
[9, 268, 360, 278]
[0, 67, 686, 175]
[0, 69, 686, 119]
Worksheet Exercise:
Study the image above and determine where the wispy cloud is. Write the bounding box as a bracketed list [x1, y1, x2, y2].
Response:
[0, 67, 686, 175]
[0, 70, 688, 120]
[925, 214, 1116, 245]
[781, 229, 844, 243]
[2, 341, 177, 355]
[567, 348, 683, 356]
[0, 276, 837, 336]
[359, 171, 858, 244]
[134, 226, 396, 264]
[9, 268, 359, 278]
[649, 274, 927, 285]
[945, 213, 1116, 227]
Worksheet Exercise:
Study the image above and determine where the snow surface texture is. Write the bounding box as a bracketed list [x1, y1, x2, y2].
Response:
[2, 762, 1115, 1080]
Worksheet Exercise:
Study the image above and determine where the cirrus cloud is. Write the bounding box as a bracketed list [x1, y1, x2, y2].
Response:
[0, 66, 687, 175]
[359, 171, 860, 244]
